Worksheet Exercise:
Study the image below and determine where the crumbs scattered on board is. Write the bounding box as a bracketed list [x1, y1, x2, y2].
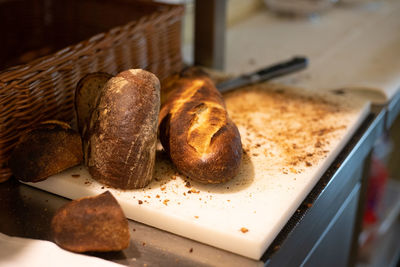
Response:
[225, 84, 352, 175]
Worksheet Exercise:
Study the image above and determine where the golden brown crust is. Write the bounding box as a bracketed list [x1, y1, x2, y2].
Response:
[159, 68, 242, 183]
[75, 72, 113, 136]
[8, 120, 83, 182]
[51, 191, 130, 253]
[85, 69, 160, 189]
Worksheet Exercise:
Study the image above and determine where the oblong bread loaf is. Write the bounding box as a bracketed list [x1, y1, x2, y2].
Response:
[159, 68, 242, 184]
[85, 69, 160, 189]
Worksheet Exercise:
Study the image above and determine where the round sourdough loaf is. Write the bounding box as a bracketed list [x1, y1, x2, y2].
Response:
[85, 69, 160, 189]
[8, 120, 83, 182]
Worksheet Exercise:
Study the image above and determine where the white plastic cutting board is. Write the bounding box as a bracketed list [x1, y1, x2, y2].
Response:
[26, 83, 370, 260]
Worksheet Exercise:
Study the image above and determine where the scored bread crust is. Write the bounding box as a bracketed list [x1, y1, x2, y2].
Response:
[159, 68, 242, 184]
[85, 69, 160, 189]
[8, 120, 83, 182]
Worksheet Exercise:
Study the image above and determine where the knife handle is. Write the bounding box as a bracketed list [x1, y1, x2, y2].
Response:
[246, 56, 308, 82]
[216, 56, 308, 93]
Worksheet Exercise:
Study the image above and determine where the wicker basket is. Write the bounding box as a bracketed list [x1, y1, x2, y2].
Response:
[0, 0, 184, 182]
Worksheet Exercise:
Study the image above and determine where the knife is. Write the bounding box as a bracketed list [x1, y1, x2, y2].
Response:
[216, 56, 308, 93]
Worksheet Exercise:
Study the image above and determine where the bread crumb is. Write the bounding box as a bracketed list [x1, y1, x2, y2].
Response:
[156, 194, 160, 198]
[194, 216, 199, 219]
[161, 186, 166, 191]
[240, 227, 249, 233]
[71, 174, 80, 178]
[190, 189, 200, 194]
[185, 181, 191, 188]
[314, 141, 322, 148]
[138, 200, 143, 205]
[189, 248, 193, 253]
[163, 199, 169, 206]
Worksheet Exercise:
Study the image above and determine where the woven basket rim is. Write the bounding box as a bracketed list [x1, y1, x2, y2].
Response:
[0, 1, 184, 82]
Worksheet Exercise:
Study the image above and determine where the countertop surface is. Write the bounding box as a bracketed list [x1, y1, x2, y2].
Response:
[225, 0, 400, 103]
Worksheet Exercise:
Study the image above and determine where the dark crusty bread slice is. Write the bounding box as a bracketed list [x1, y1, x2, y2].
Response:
[8, 120, 83, 182]
[159, 67, 242, 184]
[85, 69, 160, 189]
[75, 72, 113, 136]
[51, 191, 130, 253]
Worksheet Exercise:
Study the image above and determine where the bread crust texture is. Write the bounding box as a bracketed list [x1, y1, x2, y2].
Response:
[75, 72, 113, 136]
[8, 120, 83, 182]
[51, 191, 130, 253]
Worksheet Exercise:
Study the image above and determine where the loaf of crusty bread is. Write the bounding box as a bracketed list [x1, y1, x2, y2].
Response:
[75, 72, 113, 136]
[85, 69, 160, 189]
[159, 68, 242, 184]
[51, 191, 130, 253]
[8, 120, 83, 182]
